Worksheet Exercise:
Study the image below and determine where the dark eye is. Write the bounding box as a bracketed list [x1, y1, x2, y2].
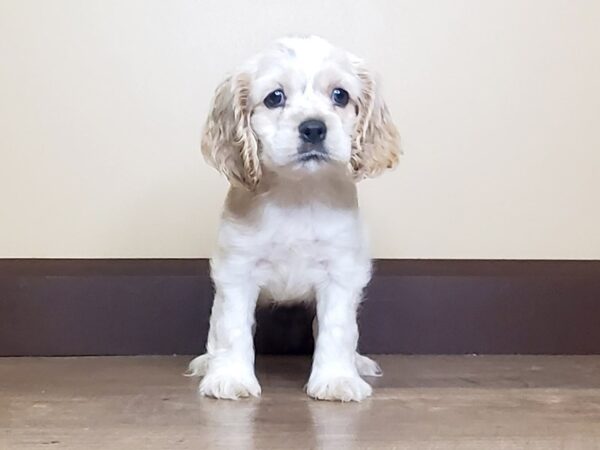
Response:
[331, 88, 349, 107]
[264, 89, 286, 108]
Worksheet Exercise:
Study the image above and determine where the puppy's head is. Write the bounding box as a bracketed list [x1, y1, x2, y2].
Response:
[202, 36, 400, 190]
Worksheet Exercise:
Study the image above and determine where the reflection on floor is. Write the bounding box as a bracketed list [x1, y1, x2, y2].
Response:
[2, 355, 600, 449]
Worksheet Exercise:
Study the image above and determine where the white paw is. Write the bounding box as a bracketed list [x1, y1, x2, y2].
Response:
[185, 354, 210, 377]
[200, 370, 261, 400]
[306, 373, 373, 402]
[186, 354, 261, 400]
[355, 354, 382, 377]
[199, 359, 260, 400]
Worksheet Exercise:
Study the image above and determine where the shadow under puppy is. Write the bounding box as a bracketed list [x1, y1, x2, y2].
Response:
[188, 36, 400, 402]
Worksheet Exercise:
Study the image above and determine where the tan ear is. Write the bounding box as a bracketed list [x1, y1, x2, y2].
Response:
[350, 64, 401, 180]
[201, 73, 261, 190]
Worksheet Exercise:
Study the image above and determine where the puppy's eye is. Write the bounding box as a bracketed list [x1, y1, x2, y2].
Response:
[331, 88, 349, 107]
[264, 89, 286, 108]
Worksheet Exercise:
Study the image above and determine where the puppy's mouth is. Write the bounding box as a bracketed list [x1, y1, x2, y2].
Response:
[298, 151, 329, 163]
[297, 144, 330, 164]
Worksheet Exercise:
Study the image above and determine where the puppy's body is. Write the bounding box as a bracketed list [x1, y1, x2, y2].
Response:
[220, 170, 368, 304]
[189, 36, 399, 402]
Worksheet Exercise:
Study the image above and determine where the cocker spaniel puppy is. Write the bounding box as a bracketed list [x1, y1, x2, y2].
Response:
[188, 36, 400, 402]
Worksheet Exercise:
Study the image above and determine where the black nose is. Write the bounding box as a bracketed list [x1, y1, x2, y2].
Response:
[298, 119, 327, 144]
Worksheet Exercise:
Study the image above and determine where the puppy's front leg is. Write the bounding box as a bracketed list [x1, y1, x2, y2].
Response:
[307, 283, 372, 402]
[190, 283, 261, 400]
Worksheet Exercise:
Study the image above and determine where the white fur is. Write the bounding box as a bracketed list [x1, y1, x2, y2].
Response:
[189, 36, 400, 402]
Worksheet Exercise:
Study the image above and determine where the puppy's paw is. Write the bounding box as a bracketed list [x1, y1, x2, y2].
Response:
[199, 368, 261, 400]
[306, 372, 372, 402]
[355, 353, 382, 377]
[185, 354, 210, 377]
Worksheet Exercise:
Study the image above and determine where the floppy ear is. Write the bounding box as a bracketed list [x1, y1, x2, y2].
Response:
[350, 63, 401, 180]
[201, 73, 261, 190]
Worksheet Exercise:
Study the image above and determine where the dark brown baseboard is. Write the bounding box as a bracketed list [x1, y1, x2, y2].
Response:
[1, 259, 599, 356]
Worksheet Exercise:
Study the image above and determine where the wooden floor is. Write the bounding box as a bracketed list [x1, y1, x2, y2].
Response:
[1, 356, 600, 449]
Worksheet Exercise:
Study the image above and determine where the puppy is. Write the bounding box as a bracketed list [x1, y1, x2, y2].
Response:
[188, 36, 400, 402]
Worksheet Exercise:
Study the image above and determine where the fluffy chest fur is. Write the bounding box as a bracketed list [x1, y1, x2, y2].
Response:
[211, 173, 372, 302]
[253, 203, 364, 301]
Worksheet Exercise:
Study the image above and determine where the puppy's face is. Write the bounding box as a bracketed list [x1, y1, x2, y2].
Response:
[202, 36, 400, 189]
[249, 38, 361, 174]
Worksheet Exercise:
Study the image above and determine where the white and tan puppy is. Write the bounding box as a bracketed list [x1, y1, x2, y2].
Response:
[188, 36, 400, 402]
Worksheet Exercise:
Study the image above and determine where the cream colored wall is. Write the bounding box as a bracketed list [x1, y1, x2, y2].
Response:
[1, 0, 599, 259]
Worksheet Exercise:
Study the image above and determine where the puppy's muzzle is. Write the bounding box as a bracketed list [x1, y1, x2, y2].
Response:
[298, 119, 329, 162]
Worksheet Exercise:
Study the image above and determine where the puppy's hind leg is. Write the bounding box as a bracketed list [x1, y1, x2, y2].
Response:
[355, 353, 382, 377]
[186, 354, 210, 377]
